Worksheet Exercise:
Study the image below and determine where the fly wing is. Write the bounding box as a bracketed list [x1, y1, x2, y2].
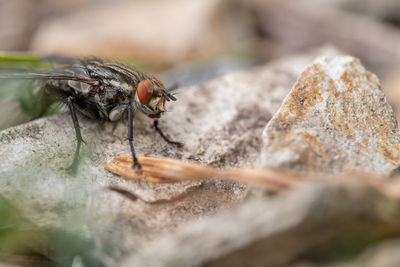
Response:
[0, 69, 99, 129]
[35, 63, 98, 94]
[0, 68, 97, 85]
[0, 77, 56, 130]
[56, 63, 98, 94]
[0, 55, 98, 129]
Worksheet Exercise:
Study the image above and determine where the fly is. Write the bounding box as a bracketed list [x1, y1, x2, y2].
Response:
[0, 58, 183, 173]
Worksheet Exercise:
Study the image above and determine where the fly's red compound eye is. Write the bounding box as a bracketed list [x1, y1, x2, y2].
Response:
[154, 78, 164, 88]
[137, 79, 154, 104]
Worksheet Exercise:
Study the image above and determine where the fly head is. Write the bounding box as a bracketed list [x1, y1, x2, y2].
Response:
[134, 78, 176, 119]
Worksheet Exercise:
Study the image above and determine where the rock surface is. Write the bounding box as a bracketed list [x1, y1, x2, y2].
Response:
[260, 56, 400, 175]
[121, 182, 400, 267]
[0, 47, 338, 262]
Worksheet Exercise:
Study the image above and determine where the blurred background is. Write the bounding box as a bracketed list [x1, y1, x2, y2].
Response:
[2, 0, 400, 116]
[1, 0, 400, 77]
[1, 0, 400, 123]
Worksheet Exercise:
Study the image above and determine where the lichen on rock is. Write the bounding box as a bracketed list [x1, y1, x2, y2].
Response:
[260, 56, 400, 176]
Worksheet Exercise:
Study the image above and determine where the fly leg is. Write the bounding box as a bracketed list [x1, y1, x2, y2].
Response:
[126, 105, 142, 170]
[66, 96, 85, 174]
[153, 120, 184, 148]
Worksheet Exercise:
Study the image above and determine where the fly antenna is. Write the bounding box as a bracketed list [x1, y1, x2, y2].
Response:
[161, 90, 177, 101]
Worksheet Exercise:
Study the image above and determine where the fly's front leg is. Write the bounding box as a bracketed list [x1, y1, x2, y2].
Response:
[126, 105, 142, 170]
[153, 120, 184, 148]
[66, 96, 85, 174]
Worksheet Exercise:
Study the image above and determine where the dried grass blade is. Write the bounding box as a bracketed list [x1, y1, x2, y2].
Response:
[104, 156, 305, 192]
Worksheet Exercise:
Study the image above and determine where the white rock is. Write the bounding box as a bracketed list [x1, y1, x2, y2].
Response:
[260, 56, 400, 176]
